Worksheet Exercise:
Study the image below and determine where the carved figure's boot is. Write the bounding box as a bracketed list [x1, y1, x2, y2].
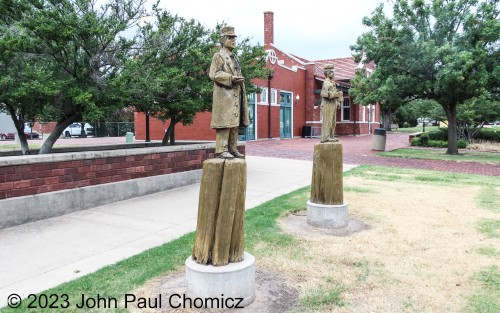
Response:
[216, 151, 234, 159]
[230, 150, 245, 159]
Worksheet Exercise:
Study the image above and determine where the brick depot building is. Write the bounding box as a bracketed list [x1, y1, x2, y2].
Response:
[134, 11, 380, 141]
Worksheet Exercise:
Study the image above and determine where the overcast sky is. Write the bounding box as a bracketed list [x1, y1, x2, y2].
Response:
[151, 0, 391, 60]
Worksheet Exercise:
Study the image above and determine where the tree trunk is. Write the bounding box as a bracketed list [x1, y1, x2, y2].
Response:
[469, 122, 485, 143]
[15, 122, 30, 155]
[38, 114, 81, 154]
[443, 104, 458, 155]
[162, 119, 177, 146]
[80, 122, 86, 137]
[381, 108, 392, 130]
[6, 104, 30, 155]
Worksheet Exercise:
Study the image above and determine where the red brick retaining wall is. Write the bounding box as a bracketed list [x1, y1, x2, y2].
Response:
[0, 144, 244, 200]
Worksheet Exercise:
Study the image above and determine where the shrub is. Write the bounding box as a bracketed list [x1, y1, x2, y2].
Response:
[476, 129, 500, 142]
[411, 138, 421, 146]
[427, 128, 448, 141]
[411, 137, 468, 149]
[457, 139, 468, 149]
[420, 133, 429, 146]
[424, 127, 498, 143]
[428, 140, 448, 148]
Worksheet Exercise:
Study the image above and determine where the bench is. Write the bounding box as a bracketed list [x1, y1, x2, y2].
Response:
[390, 124, 399, 130]
[409, 132, 423, 144]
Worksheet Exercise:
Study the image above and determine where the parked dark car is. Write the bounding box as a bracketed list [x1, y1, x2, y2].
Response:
[0, 131, 39, 140]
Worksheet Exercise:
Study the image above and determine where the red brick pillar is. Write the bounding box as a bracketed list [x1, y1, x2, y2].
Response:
[264, 11, 274, 47]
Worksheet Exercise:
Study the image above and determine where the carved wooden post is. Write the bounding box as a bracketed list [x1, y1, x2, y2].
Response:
[307, 141, 349, 228]
[310, 142, 343, 205]
[192, 159, 246, 266]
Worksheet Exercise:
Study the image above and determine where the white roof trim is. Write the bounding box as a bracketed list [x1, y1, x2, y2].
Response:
[270, 43, 315, 65]
[276, 62, 306, 72]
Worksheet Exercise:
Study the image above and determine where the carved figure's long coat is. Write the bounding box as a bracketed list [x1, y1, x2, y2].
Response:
[209, 47, 249, 129]
[320, 78, 343, 141]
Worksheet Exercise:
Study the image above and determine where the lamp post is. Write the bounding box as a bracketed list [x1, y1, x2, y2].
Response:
[267, 71, 274, 139]
[145, 110, 150, 142]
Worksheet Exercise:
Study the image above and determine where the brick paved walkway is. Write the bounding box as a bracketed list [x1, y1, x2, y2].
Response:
[2, 134, 498, 176]
[246, 133, 500, 176]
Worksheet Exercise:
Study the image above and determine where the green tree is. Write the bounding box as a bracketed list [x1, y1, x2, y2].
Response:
[351, 0, 500, 154]
[394, 99, 441, 130]
[0, 9, 62, 154]
[120, 9, 268, 145]
[350, 66, 405, 130]
[430, 96, 500, 142]
[456, 97, 500, 142]
[4, 0, 147, 154]
[118, 9, 214, 145]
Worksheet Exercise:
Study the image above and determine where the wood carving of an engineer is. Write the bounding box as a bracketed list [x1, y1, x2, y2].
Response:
[209, 26, 249, 159]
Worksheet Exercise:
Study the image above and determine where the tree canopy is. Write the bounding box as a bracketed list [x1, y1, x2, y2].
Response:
[1, 0, 147, 154]
[120, 9, 268, 145]
[1, 0, 268, 152]
[351, 0, 499, 154]
[0, 20, 62, 154]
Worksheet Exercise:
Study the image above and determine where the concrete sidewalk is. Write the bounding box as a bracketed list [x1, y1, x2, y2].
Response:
[0, 156, 353, 307]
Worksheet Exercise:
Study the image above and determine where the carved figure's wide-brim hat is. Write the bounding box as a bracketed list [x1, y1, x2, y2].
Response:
[324, 64, 334, 70]
[220, 26, 237, 37]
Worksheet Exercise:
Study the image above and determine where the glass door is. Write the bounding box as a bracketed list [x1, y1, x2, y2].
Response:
[239, 93, 256, 141]
[280, 92, 292, 138]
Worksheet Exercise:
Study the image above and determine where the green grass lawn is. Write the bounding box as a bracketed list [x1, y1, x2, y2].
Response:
[0, 144, 36, 150]
[0, 186, 310, 313]
[390, 125, 440, 133]
[1, 165, 498, 312]
[378, 148, 500, 164]
[0, 143, 69, 151]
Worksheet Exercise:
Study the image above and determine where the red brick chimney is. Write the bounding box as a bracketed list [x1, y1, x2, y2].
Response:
[264, 11, 274, 47]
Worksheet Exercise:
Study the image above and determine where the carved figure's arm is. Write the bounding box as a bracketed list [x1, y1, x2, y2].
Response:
[209, 54, 233, 87]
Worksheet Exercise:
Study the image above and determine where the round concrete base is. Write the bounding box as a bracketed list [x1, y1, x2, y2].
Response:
[307, 200, 349, 229]
[185, 252, 255, 309]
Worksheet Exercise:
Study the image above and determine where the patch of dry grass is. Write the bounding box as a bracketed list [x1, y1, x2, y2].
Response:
[264, 175, 499, 312]
[467, 141, 500, 152]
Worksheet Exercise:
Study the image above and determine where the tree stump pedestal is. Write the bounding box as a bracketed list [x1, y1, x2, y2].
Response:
[307, 142, 349, 228]
[187, 158, 255, 308]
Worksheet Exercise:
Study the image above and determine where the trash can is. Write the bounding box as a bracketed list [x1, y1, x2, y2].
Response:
[302, 126, 312, 138]
[371, 128, 387, 151]
[126, 132, 134, 143]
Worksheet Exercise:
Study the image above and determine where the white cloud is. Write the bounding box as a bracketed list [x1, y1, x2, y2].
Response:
[99, 0, 391, 60]
[154, 0, 389, 60]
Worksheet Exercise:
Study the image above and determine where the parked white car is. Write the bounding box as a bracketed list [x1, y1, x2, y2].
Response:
[63, 123, 94, 137]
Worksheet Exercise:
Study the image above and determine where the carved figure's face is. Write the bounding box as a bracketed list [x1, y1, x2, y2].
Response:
[326, 69, 334, 79]
[224, 35, 237, 50]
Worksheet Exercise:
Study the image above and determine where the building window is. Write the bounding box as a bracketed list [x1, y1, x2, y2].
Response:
[259, 88, 277, 105]
[248, 92, 256, 103]
[260, 88, 267, 103]
[342, 97, 350, 121]
[270, 88, 277, 105]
